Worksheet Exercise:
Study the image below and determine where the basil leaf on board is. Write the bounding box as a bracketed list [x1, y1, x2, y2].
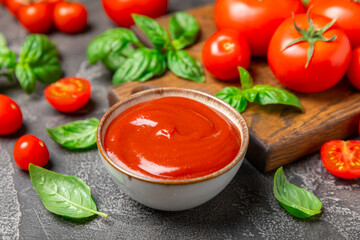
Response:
[46, 118, 99, 150]
[87, 28, 141, 67]
[238, 67, 253, 90]
[167, 49, 205, 82]
[113, 48, 166, 85]
[215, 87, 247, 113]
[132, 14, 170, 50]
[15, 63, 36, 94]
[29, 164, 108, 219]
[273, 167, 322, 218]
[169, 12, 200, 50]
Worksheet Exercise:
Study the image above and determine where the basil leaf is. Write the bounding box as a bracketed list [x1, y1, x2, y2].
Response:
[169, 12, 199, 50]
[100, 44, 135, 72]
[87, 28, 141, 67]
[132, 14, 170, 50]
[243, 88, 257, 103]
[0, 33, 6, 47]
[46, 118, 99, 150]
[113, 48, 166, 85]
[238, 67, 253, 90]
[251, 85, 304, 112]
[15, 63, 36, 94]
[215, 87, 247, 113]
[18, 34, 61, 85]
[273, 167, 322, 218]
[0, 46, 16, 70]
[167, 49, 205, 82]
[29, 164, 108, 219]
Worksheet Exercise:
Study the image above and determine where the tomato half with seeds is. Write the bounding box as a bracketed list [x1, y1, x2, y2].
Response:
[44, 77, 91, 113]
[321, 140, 360, 179]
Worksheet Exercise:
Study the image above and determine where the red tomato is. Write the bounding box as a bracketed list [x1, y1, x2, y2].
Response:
[53, 1, 87, 34]
[44, 77, 91, 113]
[214, 0, 305, 56]
[0, 94, 23, 135]
[268, 14, 351, 93]
[202, 29, 251, 80]
[347, 47, 360, 90]
[17, 2, 52, 33]
[46, 0, 63, 11]
[102, 0, 168, 28]
[13, 135, 49, 171]
[6, 0, 26, 16]
[321, 140, 360, 179]
[308, 0, 360, 48]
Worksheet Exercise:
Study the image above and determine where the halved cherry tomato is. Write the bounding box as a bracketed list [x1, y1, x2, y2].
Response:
[0, 94, 23, 135]
[17, 1, 52, 33]
[347, 46, 360, 90]
[13, 134, 49, 171]
[202, 29, 251, 80]
[53, 1, 87, 34]
[44, 77, 91, 113]
[321, 140, 360, 179]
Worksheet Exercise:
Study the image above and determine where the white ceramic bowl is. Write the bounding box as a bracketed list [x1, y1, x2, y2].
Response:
[97, 87, 249, 211]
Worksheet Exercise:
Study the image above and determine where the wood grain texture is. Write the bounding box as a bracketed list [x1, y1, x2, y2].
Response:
[109, 4, 360, 172]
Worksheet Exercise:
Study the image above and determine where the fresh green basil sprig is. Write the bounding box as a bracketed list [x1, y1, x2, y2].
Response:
[29, 164, 108, 219]
[0, 34, 16, 82]
[215, 67, 304, 113]
[47, 118, 99, 150]
[87, 12, 204, 84]
[273, 167, 322, 218]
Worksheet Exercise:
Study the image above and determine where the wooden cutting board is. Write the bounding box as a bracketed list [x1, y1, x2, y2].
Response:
[108, 4, 360, 172]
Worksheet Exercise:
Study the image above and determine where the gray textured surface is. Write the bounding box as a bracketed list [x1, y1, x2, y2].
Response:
[0, 0, 360, 239]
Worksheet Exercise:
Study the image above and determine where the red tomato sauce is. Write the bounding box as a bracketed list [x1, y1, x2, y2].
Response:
[104, 97, 241, 180]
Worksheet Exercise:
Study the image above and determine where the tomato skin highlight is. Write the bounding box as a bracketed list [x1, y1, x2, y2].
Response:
[202, 29, 251, 80]
[321, 140, 360, 179]
[13, 135, 49, 171]
[347, 47, 360, 90]
[44, 77, 91, 113]
[101, 0, 168, 28]
[17, 2, 52, 33]
[268, 14, 351, 93]
[214, 0, 305, 56]
[0, 95, 23, 135]
[53, 2, 87, 34]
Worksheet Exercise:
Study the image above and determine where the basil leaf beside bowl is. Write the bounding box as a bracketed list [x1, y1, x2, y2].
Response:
[215, 87, 248, 113]
[47, 118, 99, 150]
[273, 167, 322, 218]
[169, 12, 200, 50]
[238, 66, 253, 90]
[29, 164, 108, 219]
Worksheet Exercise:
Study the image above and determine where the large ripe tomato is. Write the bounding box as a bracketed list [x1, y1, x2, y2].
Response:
[53, 1, 87, 34]
[13, 134, 49, 171]
[17, 1, 52, 33]
[214, 0, 305, 56]
[347, 47, 360, 90]
[44, 77, 91, 113]
[0, 94, 22, 135]
[268, 14, 351, 93]
[321, 140, 360, 179]
[308, 0, 360, 48]
[202, 29, 251, 80]
[102, 0, 168, 28]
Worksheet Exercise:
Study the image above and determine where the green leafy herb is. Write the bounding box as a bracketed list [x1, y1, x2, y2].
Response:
[29, 164, 108, 219]
[215, 67, 304, 113]
[273, 167, 322, 218]
[113, 48, 166, 85]
[167, 49, 205, 82]
[100, 44, 135, 72]
[15, 64, 36, 94]
[169, 12, 200, 50]
[0, 34, 16, 82]
[132, 14, 171, 50]
[0, 33, 6, 47]
[47, 118, 99, 150]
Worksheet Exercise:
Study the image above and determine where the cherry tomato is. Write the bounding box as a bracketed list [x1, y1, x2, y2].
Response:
[202, 29, 251, 80]
[321, 140, 360, 179]
[44, 77, 91, 113]
[6, 0, 26, 16]
[347, 47, 360, 90]
[214, 0, 305, 56]
[17, 1, 52, 33]
[308, 0, 360, 48]
[46, 0, 63, 11]
[53, 1, 87, 34]
[102, 0, 168, 28]
[268, 14, 351, 93]
[0, 94, 23, 135]
[13, 134, 49, 171]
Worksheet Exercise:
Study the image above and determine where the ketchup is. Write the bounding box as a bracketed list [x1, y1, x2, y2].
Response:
[104, 97, 240, 180]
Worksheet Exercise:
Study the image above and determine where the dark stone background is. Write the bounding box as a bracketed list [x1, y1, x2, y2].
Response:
[0, 0, 359, 239]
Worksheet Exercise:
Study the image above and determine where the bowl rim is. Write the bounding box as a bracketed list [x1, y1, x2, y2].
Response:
[97, 87, 249, 185]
